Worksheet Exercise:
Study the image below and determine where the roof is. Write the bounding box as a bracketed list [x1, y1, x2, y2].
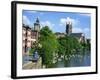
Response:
[55, 32, 65, 35]
[23, 24, 31, 30]
[70, 33, 84, 38]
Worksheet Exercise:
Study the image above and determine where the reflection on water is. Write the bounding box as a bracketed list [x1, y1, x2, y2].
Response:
[54, 50, 91, 68]
[23, 50, 91, 68]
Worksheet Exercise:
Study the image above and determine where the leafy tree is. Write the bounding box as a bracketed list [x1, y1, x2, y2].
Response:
[39, 26, 59, 67]
[57, 37, 66, 57]
[58, 36, 82, 58]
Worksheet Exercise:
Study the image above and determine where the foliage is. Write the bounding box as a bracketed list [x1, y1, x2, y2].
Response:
[81, 41, 91, 50]
[39, 26, 59, 67]
[37, 26, 90, 67]
[57, 37, 67, 56]
[58, 36, 82, 57]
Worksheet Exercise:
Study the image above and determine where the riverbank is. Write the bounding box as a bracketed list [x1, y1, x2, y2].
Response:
[22, 57, 42, 69]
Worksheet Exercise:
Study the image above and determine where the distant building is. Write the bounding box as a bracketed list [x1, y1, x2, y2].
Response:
[65, 20, 85, 43]
[33, 18, 41, 41]
[34, 18, 40, 32]
[66, 21, 72, 36]
[55, 20, 86, 43]
[22, 18, 41, 55]
[55, 32, 66, 38]
[70, 33, 85, 43]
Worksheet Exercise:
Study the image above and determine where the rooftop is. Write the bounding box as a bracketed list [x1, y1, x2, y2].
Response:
[70, 33, 84, 38]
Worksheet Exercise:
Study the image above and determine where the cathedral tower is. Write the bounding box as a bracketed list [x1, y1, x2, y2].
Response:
[66, 21, 72, 35]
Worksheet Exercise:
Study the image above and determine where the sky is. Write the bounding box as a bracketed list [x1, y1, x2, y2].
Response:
[22, 10, 91, 39]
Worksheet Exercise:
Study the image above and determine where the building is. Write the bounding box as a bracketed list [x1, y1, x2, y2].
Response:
[33, 18, 40, 41]
[65, 20, 85, 43]
[34, 18, 40, 32]
[22, 25, 31, 55]
[55, 20, 86, 43]
[22, 18, 41, 55]
[66, 21, 72, 36]
[70, 33, 85, 43]
[55, 32, 66, 38]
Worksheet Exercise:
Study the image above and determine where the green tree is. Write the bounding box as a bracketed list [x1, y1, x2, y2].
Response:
[58, 36, 82, 58]
[39, 26, 58, 67]
[57, 37, 67, 57]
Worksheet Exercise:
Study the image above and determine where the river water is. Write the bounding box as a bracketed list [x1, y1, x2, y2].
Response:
[23, 50, 91, 68]
[53, 50, 91, 68]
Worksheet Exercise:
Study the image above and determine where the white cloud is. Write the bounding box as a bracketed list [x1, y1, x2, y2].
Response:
[72, 27, 82, 33]
[23, 15, 31, 26]
[60, 18, 66, 24]
[41, 21, 55, 30]
[72, 27, 90, 33]
[60, 17, 80, 27]
[60, 17, 90, 38]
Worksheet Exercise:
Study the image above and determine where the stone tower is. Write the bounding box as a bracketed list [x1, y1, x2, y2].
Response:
[66, 21, 72, 35]
[34, 18, 40, 32]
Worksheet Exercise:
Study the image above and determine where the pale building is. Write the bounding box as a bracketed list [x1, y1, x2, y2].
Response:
[66, 20, 85, 43]
[70, 33, 85, 43]
[22, 18, 41, 55]
[55, 32, 66, 38]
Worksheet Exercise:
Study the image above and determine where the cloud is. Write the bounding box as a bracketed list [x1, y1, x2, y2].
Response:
[59, 17, 90, 38]
[72, 27, 82, 33]
[72, 27, 90, 33]
[41, 21, 55, 30]
[23, 15, 32, 27]
[60, 17, 80, 27]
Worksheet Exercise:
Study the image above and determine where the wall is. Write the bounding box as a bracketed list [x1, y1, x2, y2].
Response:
[0, 0, 99, 80]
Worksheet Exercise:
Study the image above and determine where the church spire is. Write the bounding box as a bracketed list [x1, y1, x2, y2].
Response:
[34, 17, 40, 32]
[36, 17, 39, 23]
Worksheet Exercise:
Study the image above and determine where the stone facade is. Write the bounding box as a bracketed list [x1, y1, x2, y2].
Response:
[55, 20, 86, 43]
[22, 18, 40, 55]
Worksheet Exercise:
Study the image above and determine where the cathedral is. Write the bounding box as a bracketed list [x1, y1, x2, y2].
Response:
[66, 21, 85, 43]
[55, 20, 85, 43]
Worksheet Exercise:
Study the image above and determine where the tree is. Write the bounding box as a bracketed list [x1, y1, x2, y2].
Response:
[57, 37, 66, 57]
[39, 26, 59, 67]
[57, 35, 82, 58]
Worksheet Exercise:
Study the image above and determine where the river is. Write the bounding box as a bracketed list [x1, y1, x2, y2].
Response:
[23, 50, 91, 68]
[53, 50, 91, 68]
